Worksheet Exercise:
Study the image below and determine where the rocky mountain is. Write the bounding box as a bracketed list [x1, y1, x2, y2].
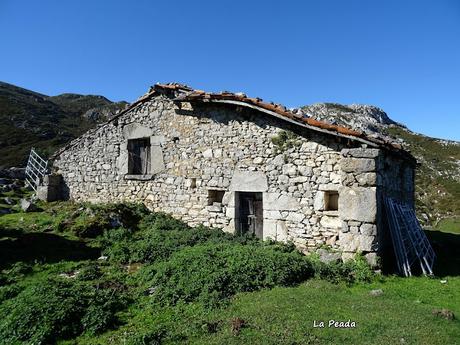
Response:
[300, 103, 460, 229]
[0, 82, 457, 229]
[301, 103, 401, 134]
[0, 82, 127, 168]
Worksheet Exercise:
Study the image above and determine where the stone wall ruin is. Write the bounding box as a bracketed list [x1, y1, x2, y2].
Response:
[52, 93, 415, 266]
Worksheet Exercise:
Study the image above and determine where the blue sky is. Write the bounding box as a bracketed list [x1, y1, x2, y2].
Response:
[1, 0, 459, 140]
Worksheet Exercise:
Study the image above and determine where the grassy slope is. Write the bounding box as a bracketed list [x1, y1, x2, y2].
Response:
[0, 196, 459, 345]
[70, 277, 460, 345]
[0, 82, 126, 167]
[387, 127, 460, 229]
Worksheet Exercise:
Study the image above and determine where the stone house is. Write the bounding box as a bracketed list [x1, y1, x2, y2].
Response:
[51, 83, 416, 266]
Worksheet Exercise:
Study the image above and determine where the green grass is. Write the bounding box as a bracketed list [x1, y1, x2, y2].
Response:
[435, 218, 460, 234]
[387, 127, 460, 226]
[70, 277, 460, 345]
[1, 200, 459, 345]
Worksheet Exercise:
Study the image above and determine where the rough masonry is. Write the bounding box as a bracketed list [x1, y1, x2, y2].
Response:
[50, 83, 416, 267]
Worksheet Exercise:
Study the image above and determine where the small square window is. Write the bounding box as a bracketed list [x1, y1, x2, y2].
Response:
[208, 189, 225, 206]
[128, 138, 151, 175]
[325, 191, 339, 211]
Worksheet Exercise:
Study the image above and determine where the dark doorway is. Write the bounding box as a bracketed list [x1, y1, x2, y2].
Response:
[235, 192, 263, 238]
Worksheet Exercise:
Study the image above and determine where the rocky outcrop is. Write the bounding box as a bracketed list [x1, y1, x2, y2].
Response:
[300, 103, 402, 135]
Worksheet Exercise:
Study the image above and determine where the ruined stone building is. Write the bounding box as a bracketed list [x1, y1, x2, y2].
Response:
[50, 83, 416, 266]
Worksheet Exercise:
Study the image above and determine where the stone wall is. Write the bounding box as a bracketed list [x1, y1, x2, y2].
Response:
[53, 93, 414, 264]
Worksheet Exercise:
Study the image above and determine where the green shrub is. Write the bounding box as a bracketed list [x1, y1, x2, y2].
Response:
[77, 262, 103, 281]
[102, 220, 235, 264]
[138, 212, 190, 232]
[70, 203, 149, 238]
[271, 130, 301, 153]
[0, 278, 129, 344]
[141, 243, 314, 308]
[0, 283, 23, 303]
[81, 288, 128, 335]
[312, 254, 374, 284]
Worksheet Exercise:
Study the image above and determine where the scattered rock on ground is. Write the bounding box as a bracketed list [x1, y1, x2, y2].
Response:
[231, 317, 246, 335]
[59, 270, 80, 279]
[4, 197, 14, 205]
[20, 199, 37, 212]
[144, 286, 158, 296]
[316, 248, 342, 264]
[432, 308, 455, 320]
[370, 289, 384, 296]
[0, 167, 26, 180]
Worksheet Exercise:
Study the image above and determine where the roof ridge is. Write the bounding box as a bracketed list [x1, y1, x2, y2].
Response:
[51, 82, 413, 161]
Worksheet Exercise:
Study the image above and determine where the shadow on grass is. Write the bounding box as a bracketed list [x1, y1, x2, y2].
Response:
[425, 230, 460, 277]
[0, 232, 100, 269]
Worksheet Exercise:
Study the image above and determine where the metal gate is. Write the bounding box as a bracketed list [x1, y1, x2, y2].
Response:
[384, 197, 436, 276]
[25, 148, 49, 191]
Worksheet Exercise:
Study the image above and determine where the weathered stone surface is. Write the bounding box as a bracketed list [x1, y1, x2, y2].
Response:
[316, 248, 342, 264]
[338, 232, 377, 252]
[150, 146, 165, 174]
[355, 173, 377, 186]
[365, 252, 379, 267]
[20, 199, 37, 212]
[122, 123, 153, 139]
[263, 219, 288, 242]
[339, 187, 377, 223]
[318, 184, 339, 191]
[320, 215, 341, 228]
[340, 158, 376, 173]
[202, 148, 213, 158]
[229, 171, 268, 192]
[222, 191, 234, 206]
[286, 212, 305, 222]
[282, 164, 297, 176]
[264, 210, 282, 219]
[341, 148, 380, 158]
[313, 192, 325, 211]
[360, 223, 377, 236]
[264, 193, 300, 211]
[263, 219, 277, 239]
[298, 166, 313, 176]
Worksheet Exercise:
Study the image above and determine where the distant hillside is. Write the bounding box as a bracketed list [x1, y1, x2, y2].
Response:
[301, 103, 460, 229]
[0, 82, 127, 168]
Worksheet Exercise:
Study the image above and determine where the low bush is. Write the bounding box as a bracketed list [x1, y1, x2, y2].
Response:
[312, 254, 374, 284]
[102, 216, 237, 264]
[0, 278, 129, 344]
[140, 243, 315, 308]
[69, 203, 149, 238]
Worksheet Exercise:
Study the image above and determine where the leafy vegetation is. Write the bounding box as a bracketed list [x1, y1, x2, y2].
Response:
[387, 127, 460, 227]
[0, 187, 458, 344]
[141, 243, 315, 308]
[271, 130, 301, 153]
